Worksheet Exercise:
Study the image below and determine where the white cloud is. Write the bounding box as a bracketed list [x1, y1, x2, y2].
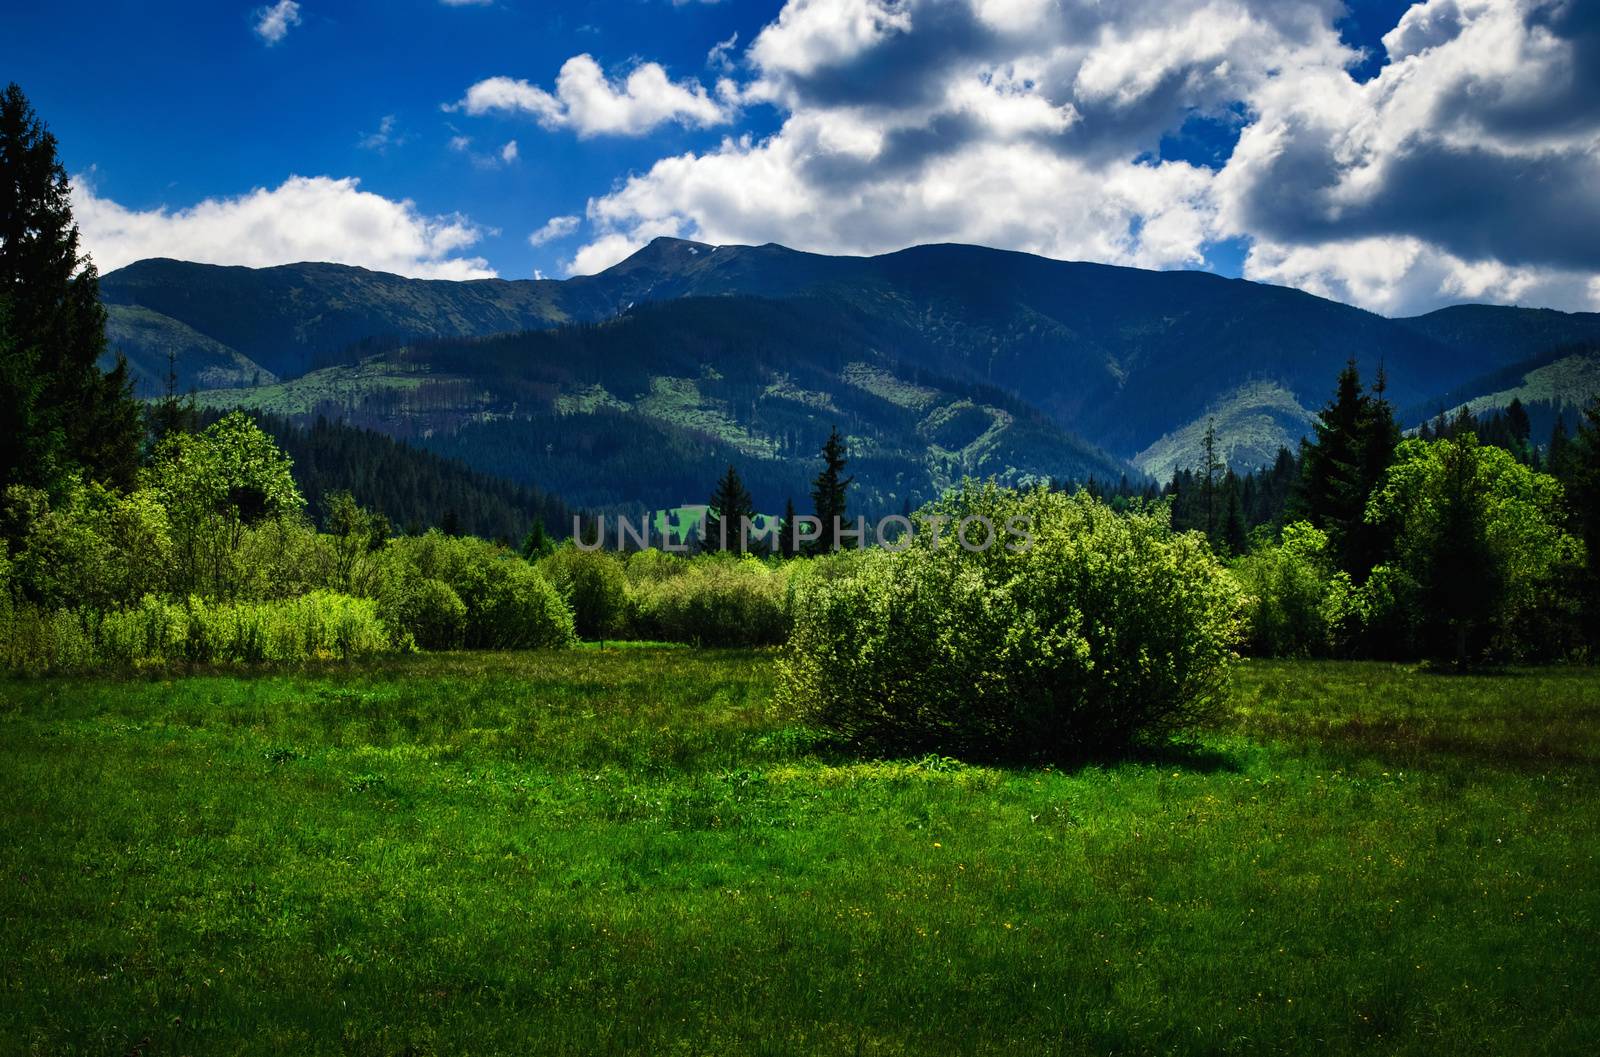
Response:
[1216, 0, 1600, 312]
[454, 54, 731, 137]
[707, 31, 740, 71]
[72, 174, 495, 279]
[557, 0, 1600, 313]
[528, 215, 580, 246]
[358, 115, 402, 151]
[253, 0, 301, 46]
[500, 139, 519, 163]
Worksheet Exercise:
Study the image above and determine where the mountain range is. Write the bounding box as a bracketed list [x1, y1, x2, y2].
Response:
[99, 239, 1600, 513]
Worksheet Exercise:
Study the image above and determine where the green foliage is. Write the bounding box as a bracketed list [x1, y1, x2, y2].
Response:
[704, 463, 758, 554]
[377, 576, 467, 651]
[0, 590, 390, 673]
[538, 545, 631, 639]
[381, 531, 574, 649]
[145, 411, 306, 598]
[1364, 435, 1583, 663]
[1230, 522, 1353, 657]
[632, 554, 793, 647]
[781, 484, 1246, 758]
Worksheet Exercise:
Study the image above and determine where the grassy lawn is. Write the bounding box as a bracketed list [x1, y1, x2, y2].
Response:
[1, 653, 1597, 1055]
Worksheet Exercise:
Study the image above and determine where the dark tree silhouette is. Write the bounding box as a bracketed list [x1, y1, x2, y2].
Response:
[0, 83, 141, 496]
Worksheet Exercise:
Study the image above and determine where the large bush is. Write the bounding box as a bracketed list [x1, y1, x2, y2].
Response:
[380, 531, 574, 649]
[538, 545, 631, 639]
[779, 484, 1245, 759]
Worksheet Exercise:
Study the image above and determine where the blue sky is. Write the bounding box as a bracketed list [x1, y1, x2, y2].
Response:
[3, 1, 1596, 316]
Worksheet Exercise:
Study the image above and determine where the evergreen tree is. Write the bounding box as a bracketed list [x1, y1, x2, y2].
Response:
[1571, 398, 1600, 648]
[1198, 419, 1223, 540]
[705, 463, 757, 553]
[809, 427, 853, 553]
[1293, 359, 1396, 579]
[1220, 470, 1249, 556]
[780, 497, 798, 559]
[0, 83, 141, 496]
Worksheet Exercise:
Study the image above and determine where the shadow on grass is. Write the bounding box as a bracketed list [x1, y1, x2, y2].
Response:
[794, 731, 1244, 776]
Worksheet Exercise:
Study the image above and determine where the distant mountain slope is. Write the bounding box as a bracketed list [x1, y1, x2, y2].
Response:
[103, 239, 1600, 490]
[189, 296, 1132, 514]
[104, 304, 277, 395]
[201, 410, 573, 541]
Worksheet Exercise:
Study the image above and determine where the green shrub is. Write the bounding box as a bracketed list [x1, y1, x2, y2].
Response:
[379, 577, 468, 650]
[1229, 522, 1353, 657]
[0, 591, 392, 673]
[539, 546, 631, 639]
[632, 554, 792, 646]
[380, 531, 575, 650]
[780, 484, 1245, 759]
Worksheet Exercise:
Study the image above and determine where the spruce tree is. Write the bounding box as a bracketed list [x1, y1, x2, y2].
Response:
[780, 497, 798, 559]
[1571, 399, 1600, 648]
[1293, 359, 1396, 579]
[809, 427, 853, 553]
[705, 463, 756, 553]
[1220, 470, 1249, 556]
[0, 83, 141, 495]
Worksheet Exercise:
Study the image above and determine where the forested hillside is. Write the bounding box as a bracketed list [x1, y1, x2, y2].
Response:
[210, 411, 572, 541]
[102, 238, 1600, 497]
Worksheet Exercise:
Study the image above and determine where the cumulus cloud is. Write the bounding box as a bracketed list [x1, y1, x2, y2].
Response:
[528, 215, 580, 246]
[72, 175, 495, 279]
[568, 0, 1347, 277]
[253, 0, 301, 46]
[555, 0, 1600, 313]
[1216, 0, 1600, 312]
[500, 139, 519, 163]
[454, 54, 731, 137]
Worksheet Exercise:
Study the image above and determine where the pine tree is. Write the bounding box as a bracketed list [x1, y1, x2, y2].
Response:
[1505, 397, 1532, 456]
[1571, 398, 1600, 648]
[0, 83, 142, 496]
[780, 497, 798, 559]
[1198, 419, 1223, 540]
[705, 463, 756, 553]
[809, 427, 853, 553]
[1293, 360, 1396, 579]
[1220, 470, 1249, 556]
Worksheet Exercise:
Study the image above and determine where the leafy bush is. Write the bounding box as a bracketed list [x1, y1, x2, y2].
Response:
[382, 531, 574, 649]
[378, 576, 468, 650]
[1230, 522, 1353, 657]
[0, 591, 392, 673]
[632, 554, 792, 646]
[780, 484, 1245, 759]
[539, 545, 631, 639]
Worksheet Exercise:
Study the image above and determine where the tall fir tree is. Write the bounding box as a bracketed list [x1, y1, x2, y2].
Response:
[1293, 359, 1396, 579]
[1199, 419, 1223, 540]
[780, 497, 799, 559]
[1571, 398, 1600, 649]
[704, 463, 757, 553]
[0, 83, 141, 496]
[809, 426, 853, 553]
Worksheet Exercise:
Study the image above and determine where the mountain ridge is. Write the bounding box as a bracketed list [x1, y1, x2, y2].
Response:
[100, 238, 1600, 505]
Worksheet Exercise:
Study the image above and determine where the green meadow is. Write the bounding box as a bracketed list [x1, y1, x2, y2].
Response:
[2, 652, 1597, 1055]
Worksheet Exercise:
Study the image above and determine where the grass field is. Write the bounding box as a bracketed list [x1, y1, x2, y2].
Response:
[2, 653, 1597, 1055]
